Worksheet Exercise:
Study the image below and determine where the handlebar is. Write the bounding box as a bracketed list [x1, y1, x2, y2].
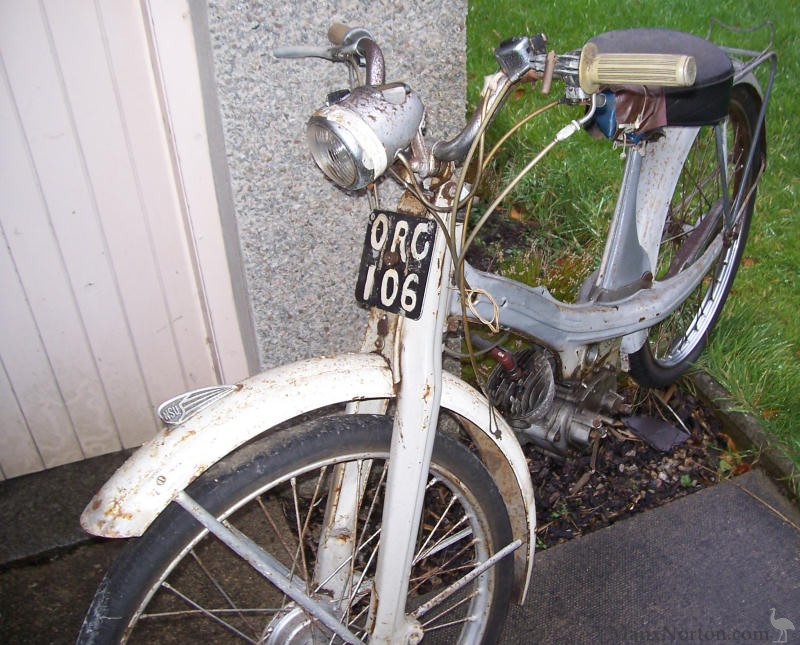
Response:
[274, 23, 385, 85]
[276, 25, 698, 165]
[326, 23, 385, 85]
[493, 35, 696, 91]
[578, 44, 696, 93]
[278, 24, 697, 97]
[436, 36, 696, 163]
[432, 73, 511, 163]
[326, 23, 353, 46]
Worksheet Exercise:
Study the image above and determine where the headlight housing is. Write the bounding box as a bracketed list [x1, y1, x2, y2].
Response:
[306, 83, 424, 190]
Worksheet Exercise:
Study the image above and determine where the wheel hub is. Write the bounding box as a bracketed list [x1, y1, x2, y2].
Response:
[263, 603, 331, 644]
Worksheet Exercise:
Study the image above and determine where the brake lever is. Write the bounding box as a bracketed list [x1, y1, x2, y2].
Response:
[275, 27, 374, 65]
[273, 44, 368, 73]
[275, 40, 371, 63]
[273, 45, 340, 61]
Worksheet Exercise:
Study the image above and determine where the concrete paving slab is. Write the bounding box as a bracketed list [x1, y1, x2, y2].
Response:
[0, 451, 129, 566]
[502, 469, 800, 644]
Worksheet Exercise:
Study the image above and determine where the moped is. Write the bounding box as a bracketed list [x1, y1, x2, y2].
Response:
[78, 18, 774, 644]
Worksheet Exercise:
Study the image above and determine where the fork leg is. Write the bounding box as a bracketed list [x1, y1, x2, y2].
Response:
[314, 460, 374, 606]
[367, 196, 452, 643]
[368, 313, 444, 644]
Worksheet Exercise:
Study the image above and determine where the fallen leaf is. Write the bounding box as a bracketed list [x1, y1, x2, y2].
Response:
[623, 415, 690, 452]
[761, 408, 780, 420]
[719, 432, 738, 453]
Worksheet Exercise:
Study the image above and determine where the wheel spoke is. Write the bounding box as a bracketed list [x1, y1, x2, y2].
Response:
[290, 477, 312, 593]
[410, 541, 477, 594]
[420, 590, 479, 629]
[84, 417, 512, 644]
[640, 92, 757, 374]
[256, 495, 295, 563]
[412, 539, 521, 619]
[413, 491, 463, 564]
[154, 581, 260, 644]
[188, 549, 260, 636]
[417, 526, 473, 562]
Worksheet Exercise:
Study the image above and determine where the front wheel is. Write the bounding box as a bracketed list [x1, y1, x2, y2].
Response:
[78, 414, 514, 644]
[630, 84, 766, 388]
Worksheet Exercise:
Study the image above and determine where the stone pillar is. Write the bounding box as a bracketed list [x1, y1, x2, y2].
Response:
[206, 0, 467, 368]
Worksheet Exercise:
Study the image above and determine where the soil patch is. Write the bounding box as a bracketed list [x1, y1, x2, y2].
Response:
[527, 382, 747, 548]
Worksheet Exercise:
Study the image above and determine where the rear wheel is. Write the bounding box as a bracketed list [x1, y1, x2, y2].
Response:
[630, 84, 765, 388]
[78, 414, 514, 644]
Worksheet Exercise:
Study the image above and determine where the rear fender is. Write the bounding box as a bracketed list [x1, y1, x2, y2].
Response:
[80, 352, 535, 603]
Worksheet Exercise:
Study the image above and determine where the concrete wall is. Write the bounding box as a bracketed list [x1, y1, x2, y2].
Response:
[206, 0, 467, 368]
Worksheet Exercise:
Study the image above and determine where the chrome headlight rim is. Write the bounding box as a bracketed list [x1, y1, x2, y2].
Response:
[307, 107, 388, 191]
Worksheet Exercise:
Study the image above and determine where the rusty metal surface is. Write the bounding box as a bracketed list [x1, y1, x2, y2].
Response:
[78, 354, 535, 603]
[80, 353, 394, 538]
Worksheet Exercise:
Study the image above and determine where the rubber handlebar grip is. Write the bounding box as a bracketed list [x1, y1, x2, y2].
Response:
[579, 42, 696, 93]
[327, 23, 351, 46]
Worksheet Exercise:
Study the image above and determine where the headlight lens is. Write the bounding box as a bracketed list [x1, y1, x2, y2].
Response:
[306, 84, 424, 191]
[307, 121, 360, 188]
[306, 108, 386, 191]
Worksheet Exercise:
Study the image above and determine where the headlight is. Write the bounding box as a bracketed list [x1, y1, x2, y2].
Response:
[306, 83, 424, 190]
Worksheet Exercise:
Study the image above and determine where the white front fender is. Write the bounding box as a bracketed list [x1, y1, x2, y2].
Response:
[81, 352, 535, 603]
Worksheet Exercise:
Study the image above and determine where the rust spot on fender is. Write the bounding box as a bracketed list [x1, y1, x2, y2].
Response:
[103, 498, 133, 522]
[95, 523, 123, 539]
[194, 464, 209, 480]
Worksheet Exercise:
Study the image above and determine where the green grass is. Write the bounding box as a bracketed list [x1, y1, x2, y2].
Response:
[465, 0, 800, 477]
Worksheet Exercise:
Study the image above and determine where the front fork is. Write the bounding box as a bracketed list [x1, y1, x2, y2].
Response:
[315, 184, 515, 643]
[313, 186, 458, 642]
[367, 189, 453, 643]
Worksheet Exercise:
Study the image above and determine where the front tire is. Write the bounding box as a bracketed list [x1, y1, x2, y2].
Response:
[630, 84, 765, 388]
[78, 414, 514, 644]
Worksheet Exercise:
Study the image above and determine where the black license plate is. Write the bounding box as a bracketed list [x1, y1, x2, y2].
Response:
[355, 210, 437, 320]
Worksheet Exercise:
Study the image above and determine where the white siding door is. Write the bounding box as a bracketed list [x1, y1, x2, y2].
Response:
[0, 1, 252, 479]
